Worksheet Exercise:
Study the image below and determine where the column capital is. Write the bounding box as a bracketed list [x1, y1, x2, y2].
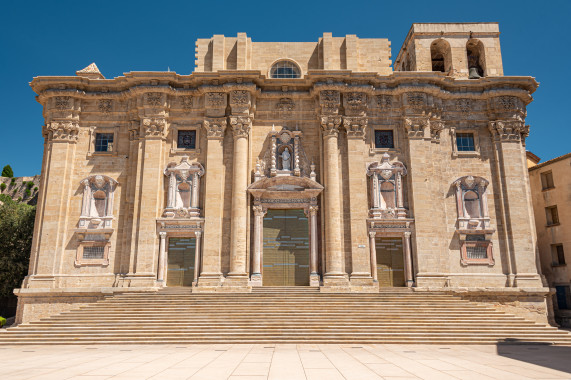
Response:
[142, 118, 167, 139]
[229, 116, 252, 139]
[308, 205, 319, 216]
[159, 231, 167, 238]
[320, 115, 342, 137]
[403, 117, 429, 139]
[43, 120, 80, 143]
[404, 231, 412, 238]
[488, 120, 529, 143]
[195, 231, 202, 238]
[253, 204, 267, 217]
[203, 117, 227, 139]
[343, 116, 368, 140]
[369, 231, 377, 239]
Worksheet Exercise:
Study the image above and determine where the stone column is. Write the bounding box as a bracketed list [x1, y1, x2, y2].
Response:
[191, 172, 200, 208]
[251, 205, 265, 286]
[320, 115, 348, 287]
[403, 231, 414, 287]
[194, 231, 202, 284]
[157, 232, 167, 284]
[197, 118, 227, 290]
[226, 116, 251, 287]
[369, 232, 378, 282]
[166, 173, 176, 209]
[344, 115, 374, 289]
[308, 205, 320, 286]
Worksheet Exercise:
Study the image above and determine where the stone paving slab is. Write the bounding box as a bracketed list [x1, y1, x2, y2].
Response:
[0, 344, 569, 380]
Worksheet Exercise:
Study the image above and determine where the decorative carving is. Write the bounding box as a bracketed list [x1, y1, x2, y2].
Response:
[488, 120, 529, 142]
[163, 156, 205, 218]
[406, 92, 425, 111]
[429, 119, 445, 142]
[54, 96, 71, 110]
[343, 116, 368, 139]
[142, 118, 166, 138]
[404, 117, 428, 139]
[203, 118, 227, 139]
[308, 205, 319, 216]
[146, 92, 162, 107]
[78, 174, 117, 229]
[455, 99, 471, 115]
[181, 96, 193, 110]
[276, 98, 295, 118]
[344, 92, 367, 116]
[252, 204, 267, 217]
[319, 90, 340, 114]
[367, 153, 408, 219]
[498, 96, 516, 111]
[320, 115, 342, 137]
[229, 116, 252, 138]
[230, 90, 249, 104]
[376, 95, 392, 110]
[44, 121, 79, 142]
[128, 121, 139, 141]
[98, 99, 112, 113]
[205, 92, 226, 108]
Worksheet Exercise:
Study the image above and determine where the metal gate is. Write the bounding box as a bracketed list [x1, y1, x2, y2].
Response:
[376, 237, 405, 287]
[262, 209, 309, 286]
[167, 237, 196, 287]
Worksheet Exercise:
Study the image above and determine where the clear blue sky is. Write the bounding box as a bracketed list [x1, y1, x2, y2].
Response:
[1, 0, 569, 176]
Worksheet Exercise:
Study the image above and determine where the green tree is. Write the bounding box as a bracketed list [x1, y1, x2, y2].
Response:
[0, 198, 35, 297]
[1, 165, 13, 178]
[0, 183, 5, 192]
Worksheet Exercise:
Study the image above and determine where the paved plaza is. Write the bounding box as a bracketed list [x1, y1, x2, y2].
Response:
[1, 344, 570, 380]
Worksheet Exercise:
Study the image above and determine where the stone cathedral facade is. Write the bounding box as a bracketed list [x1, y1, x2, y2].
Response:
[16, 23, 551, 325]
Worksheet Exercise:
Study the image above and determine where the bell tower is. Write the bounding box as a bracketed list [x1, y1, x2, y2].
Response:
[394, 23, 504, 79]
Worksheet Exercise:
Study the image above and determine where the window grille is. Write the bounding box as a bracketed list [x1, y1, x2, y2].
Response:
[177, 130, 196, 149]
[374, 130, 394, 149]
[95, 133, 114, 152]
[466, 244, 487, 259]
[456, 133, 475, 151]
[270, 61, 301, 79]
[83, 246, 105, 259]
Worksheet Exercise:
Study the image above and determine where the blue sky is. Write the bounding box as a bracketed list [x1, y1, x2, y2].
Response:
[1, 0, 569, 176]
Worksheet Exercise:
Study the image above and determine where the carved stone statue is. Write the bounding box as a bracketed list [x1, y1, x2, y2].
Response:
[281, 148, 291, 170]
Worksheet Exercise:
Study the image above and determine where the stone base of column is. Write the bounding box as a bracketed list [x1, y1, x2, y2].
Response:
[310, 273, 320, 287]
[250, 273, 262, 287]
[194, 273, 224, 292]
[349, 273, 377, 292]
[321, 273, 350, 292]
[223, 274, 251, 292]
[514, 273, 544, 288]
[405, 279, 414, 288]
[121, 273, 160, 288]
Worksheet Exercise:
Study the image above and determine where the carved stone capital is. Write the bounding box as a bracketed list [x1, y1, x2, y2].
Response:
[343, 92, 367, 116]
[253, 205, 267, 217]
[229, 116, 252, 139]
[159, 231, 167, 239]
[488, 120, 529, 143]
[369, 231, 377, 239]
[343, 116, 368, 139]
[319, 90, 340, 115]
[205, 92, 226, 108]
[320, 115, 342, 137]
[146, 92, 163, 107]
[203, 118, 227, 140]
[229, 90, 251, 114]
[308, 205, 319, 216]
[404, 117, 429, 139]
[142, 118, 167, 139]
[44, 121, 80, 143]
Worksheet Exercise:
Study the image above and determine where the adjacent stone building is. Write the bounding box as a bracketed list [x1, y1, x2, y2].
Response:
[16, 23, 551, 325]
[529, 152, 571, 326]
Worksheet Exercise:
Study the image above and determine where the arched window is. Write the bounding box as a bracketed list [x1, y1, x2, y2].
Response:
[466, 39, 485, 78]
[430, 39, 452, 73]
[270, 61, 301, 79]
[463, 190, 481, 218]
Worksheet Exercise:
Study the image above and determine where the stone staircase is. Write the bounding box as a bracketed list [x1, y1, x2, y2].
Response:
[2, 286, 571, 345]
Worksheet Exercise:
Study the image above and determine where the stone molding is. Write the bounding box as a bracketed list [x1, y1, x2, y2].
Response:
[203, 118, 227, 140]
[403, 117, 429, 139]
[319, 90, 340, 115]
[343, 92, 367, 116]
[488, 120, 529, 143]
[229, 90, 251, 114]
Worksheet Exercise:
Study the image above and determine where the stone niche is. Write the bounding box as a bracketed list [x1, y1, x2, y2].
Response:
[162, 156, 204, 218]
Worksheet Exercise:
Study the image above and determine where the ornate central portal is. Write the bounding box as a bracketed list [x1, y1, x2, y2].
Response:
[263, 209, 310, 286]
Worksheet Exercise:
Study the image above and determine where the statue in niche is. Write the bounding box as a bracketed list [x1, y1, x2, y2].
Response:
[281, 148, 291, 170]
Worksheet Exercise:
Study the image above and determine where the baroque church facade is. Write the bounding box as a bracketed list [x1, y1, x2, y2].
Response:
[16, 23, 550, 324]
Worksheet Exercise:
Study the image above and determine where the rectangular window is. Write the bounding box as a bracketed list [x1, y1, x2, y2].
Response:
[83, 246, 105, 259]
[541, 171, 555, 190]
[456, 133, 475, 151]
[177, 130, 196, 149]
[95, 133, 114, 152]
[374, 130, 394, 149]
[552, 244, 566, 266]
[546, 206, 560, 226]
[555, 286, 570, 309]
